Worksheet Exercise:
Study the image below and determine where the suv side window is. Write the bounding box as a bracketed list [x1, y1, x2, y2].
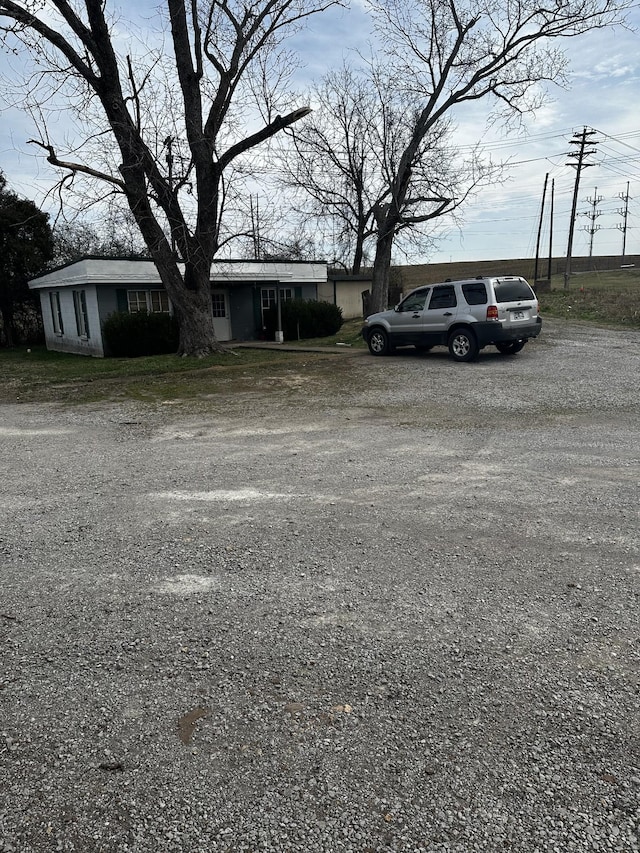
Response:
[461, 282, 488, 305]
[400, 289, 429, 312]
[428, 285, 457, 310]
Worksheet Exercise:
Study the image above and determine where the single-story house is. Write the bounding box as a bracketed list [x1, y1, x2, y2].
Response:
[29, 256, 369, 357]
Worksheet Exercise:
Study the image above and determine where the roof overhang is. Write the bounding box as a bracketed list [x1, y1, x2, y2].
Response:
[29, 257, 328, 289]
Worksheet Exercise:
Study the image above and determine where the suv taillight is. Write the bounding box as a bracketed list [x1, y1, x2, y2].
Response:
[486, 305, 499, 321]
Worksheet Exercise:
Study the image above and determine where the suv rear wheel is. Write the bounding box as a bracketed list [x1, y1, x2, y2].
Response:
[448, 328, 478, 362]
[367, 327, 392, 356]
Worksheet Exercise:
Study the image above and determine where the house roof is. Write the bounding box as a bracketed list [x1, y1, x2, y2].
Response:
[29, 256, 329, 289]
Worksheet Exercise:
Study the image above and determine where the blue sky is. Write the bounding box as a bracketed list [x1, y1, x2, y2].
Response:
[0, 1, 639, 264]
[435, 16, 640, 264]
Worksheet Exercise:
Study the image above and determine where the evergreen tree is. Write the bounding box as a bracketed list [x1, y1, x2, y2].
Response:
[0, 173, 53, 346]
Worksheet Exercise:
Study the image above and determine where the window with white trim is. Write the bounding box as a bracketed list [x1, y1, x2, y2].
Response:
[127, 290, 170, 313]
[49, 291, 64, 334]
[149, 290, 170, 313]
[211, 292, 226, 317]
[73, 290, 90, 338]
[127, 291, 147, 313]
[260, 287, 294, 322]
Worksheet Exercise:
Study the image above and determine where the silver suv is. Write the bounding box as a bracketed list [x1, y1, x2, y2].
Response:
[362, 276, 542, 361]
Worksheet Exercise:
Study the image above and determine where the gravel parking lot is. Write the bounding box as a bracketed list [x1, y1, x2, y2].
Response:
[1, 319, 638, 852]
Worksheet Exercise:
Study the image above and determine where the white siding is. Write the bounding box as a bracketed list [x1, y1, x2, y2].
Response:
[40, 286, 104, 357]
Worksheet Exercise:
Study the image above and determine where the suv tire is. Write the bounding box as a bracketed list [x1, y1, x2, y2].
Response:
[448, 328, 478, 362]
[367, 327, 392, 356]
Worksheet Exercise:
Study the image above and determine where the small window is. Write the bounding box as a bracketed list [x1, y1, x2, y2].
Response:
[211, 293, 226, 318]
[428, 285, 457, 310]
[462, 282, 488, 305]
[261, 288, 276, 311]
[128, 290, 170, 313]
[127, 291, 149, 313]
[149, 290, 169, 313]
[73, 290, 90, 338]
[50, 291, 64, 334]
[260, 287, 293, 322]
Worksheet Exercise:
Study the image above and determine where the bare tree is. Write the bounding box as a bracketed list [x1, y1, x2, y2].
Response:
[52, 214, 149, 266]
[281, 66, 382, 273]
[358, 0, 631, 312]
[0, 0, 338, 355]
[282, 62, 493, 276]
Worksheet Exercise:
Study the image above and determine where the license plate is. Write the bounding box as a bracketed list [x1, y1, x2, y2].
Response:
[512, 310, 525, 320]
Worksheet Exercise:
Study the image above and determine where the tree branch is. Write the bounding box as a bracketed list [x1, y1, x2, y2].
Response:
[28, 139, 126, 189]
[0, 0, 98, 83]
[218, 106, 312, 170]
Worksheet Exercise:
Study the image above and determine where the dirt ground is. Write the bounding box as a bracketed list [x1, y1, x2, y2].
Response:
[1, 319, 638, 852]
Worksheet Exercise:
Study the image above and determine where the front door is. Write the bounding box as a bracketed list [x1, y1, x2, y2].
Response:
[211, 290, 231, 341]
[388, 288, 431, 345]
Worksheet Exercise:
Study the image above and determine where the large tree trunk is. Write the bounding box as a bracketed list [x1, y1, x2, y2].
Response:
[173, 287, 221, 357]
[160, 262, 224, 357]
[369, 226, 395, 314]
[124, 183, 222, 357]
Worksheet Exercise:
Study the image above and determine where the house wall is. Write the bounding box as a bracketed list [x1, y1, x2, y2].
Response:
[40, 286, 104, 357]
[97, 286, 119, 321]
[319, 278, 371, 320]
[30, 258, 331, 353]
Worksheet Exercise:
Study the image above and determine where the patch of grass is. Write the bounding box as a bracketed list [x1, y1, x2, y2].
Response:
[0, 345, 327, 405]
[283, 317, 366, 348]
[538, 269, 640, 327]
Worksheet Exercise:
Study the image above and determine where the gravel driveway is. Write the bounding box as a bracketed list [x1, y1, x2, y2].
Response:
[1, 319, 638, 852]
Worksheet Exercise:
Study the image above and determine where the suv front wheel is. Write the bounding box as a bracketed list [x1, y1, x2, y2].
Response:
[367, 327, 392, 356]
[448, 328, 478, 362]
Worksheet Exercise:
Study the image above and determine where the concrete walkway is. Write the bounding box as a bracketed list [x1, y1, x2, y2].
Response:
[232, 340, 367, 355]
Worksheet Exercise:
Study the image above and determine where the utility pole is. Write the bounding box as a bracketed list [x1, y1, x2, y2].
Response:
[564, 128, 598, 289]
[581, 187, 604, 259]
[616, 181, 631, 262]
[534, 173, 549, 285]
[547, 179, 555, 281]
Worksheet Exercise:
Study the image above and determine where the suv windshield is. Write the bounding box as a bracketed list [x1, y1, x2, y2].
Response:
[494, 279, 535, 303]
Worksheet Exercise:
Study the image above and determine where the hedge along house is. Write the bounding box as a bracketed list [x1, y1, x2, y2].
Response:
[29, 257, 329, 357]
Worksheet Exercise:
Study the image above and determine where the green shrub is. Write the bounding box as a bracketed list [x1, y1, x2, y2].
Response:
[264, 299, 343, 341]
[103, 311, 179, 357]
